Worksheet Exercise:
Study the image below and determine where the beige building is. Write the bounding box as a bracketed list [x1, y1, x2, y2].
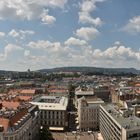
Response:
[77, 96, 104, 131]
[100, 104, 140, 140]
[31, 96, 68, 131]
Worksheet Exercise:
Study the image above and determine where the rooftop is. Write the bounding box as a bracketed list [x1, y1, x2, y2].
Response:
[75, 88, 94, 96]
[0, 101, 20, 110]
[30, 96, 68, 110]
[20, 89, 36, 94]
[102, 104, 140, 130]
[78, 96, 104, 105]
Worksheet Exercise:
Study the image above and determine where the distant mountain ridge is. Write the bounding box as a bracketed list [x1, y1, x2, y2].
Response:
[0, 67, 140, 75]
[38, 67, 140, 75]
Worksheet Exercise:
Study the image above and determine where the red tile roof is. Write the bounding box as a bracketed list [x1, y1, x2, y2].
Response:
[1, 101, 20, 110]
[20, 89, 36, 95]
[18, 96, 32, 101]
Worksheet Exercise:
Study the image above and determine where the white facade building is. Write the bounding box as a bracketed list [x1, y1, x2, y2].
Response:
[31, 96, 68, 131]
[100, 104, 140, 140]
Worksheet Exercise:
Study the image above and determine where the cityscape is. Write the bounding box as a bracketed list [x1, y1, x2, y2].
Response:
[0, 0, 140, 140]
[0, 69, 140, 140]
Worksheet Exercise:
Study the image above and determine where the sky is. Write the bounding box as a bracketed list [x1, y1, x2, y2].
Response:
[0, 0, 140, 71]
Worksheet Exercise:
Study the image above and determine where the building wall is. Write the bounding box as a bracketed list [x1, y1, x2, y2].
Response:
[0, 112, 39, 140]
[100, 105, 140, 140]
[77, 98, 100, 131]
[2, 117, 32, 140]
[30, 96, 68, 131]
[100, 105, 121, 140]
[94, 89, 110, 102]
[40, 110, 68, 130]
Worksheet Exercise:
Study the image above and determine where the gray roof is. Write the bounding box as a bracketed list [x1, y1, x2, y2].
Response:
[102, 104, 140, 130]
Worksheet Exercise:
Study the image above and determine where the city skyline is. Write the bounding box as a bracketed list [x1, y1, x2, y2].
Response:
[0, 0, 140, 71]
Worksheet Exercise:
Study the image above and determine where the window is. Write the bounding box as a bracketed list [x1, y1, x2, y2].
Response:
[15, 136, 18, 140]
[10, 137, 13, 140]
[4, 137, 8, 140]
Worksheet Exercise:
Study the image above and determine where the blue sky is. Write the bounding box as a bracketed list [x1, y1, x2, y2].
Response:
[0, 0, 140, 71]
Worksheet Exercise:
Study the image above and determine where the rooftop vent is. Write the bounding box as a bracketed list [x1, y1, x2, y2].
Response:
[124, 124, 130, 129]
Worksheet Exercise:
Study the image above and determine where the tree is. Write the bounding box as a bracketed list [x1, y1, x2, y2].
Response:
[39, 126, 54, 140]
[68, 83, 76, 98]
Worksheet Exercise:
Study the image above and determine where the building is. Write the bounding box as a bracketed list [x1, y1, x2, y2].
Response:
[0, 103, 39, 140]
[75, 86, 94, 106]
[94, 85, 111, 102]
[46, 83, 69, 96]
[31, 96, 68, 131]
[100, 104, 140, 140]
[19, 89, 37, 96]
[77, 96, 104, 131]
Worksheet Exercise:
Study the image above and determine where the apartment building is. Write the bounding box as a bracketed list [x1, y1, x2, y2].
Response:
[94, 85, 111, 102]
[100, 104, 140, 140]
[31, 96, 68, 131]
[0, 103, 39, 140]
[77, 96, 104, 131]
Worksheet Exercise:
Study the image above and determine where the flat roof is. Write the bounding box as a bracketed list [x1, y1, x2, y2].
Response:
[101, 104, 140, 130]
[75, 90, 94, 96]
[30, 96, 68, 110]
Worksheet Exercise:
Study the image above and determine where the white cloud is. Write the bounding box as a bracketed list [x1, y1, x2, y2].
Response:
[44, 0, 68, 8]
[2, 40, 140, 70]
[26, 40, 140, 69]
[41, 10, 56, 25]
[65, 37, 87, 46]
[28, 40, 60, 50]
[41, 15, 56, 25]
[24, 50, 43, 61]
[92, 42, 139, 66]
[8, 29, 35, 39]
[122, 16, 140, 34]
[79, 13, 102, 27]
[0, 0, 67, 21]
[24, 50, 31, 57]
[0, 32, 5, 38]
[8, 29, 19, 38]
[0, 44, 23, 61]
[79, 0, 104, 26]
[76, 27, 100, 41]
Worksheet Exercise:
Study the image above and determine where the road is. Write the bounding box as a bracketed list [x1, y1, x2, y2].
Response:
[68, 98, 78, 131]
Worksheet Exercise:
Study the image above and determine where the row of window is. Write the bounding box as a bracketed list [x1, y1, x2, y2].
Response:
[40, 120, 65, 126]
[40, 114, 65, 119]
[41, 110, 64, 115]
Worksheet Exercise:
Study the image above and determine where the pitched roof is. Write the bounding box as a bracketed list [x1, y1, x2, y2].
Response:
[1, 101, 20, 110]
[18, 96, 32, 101]
[20, 89, 36, 94]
